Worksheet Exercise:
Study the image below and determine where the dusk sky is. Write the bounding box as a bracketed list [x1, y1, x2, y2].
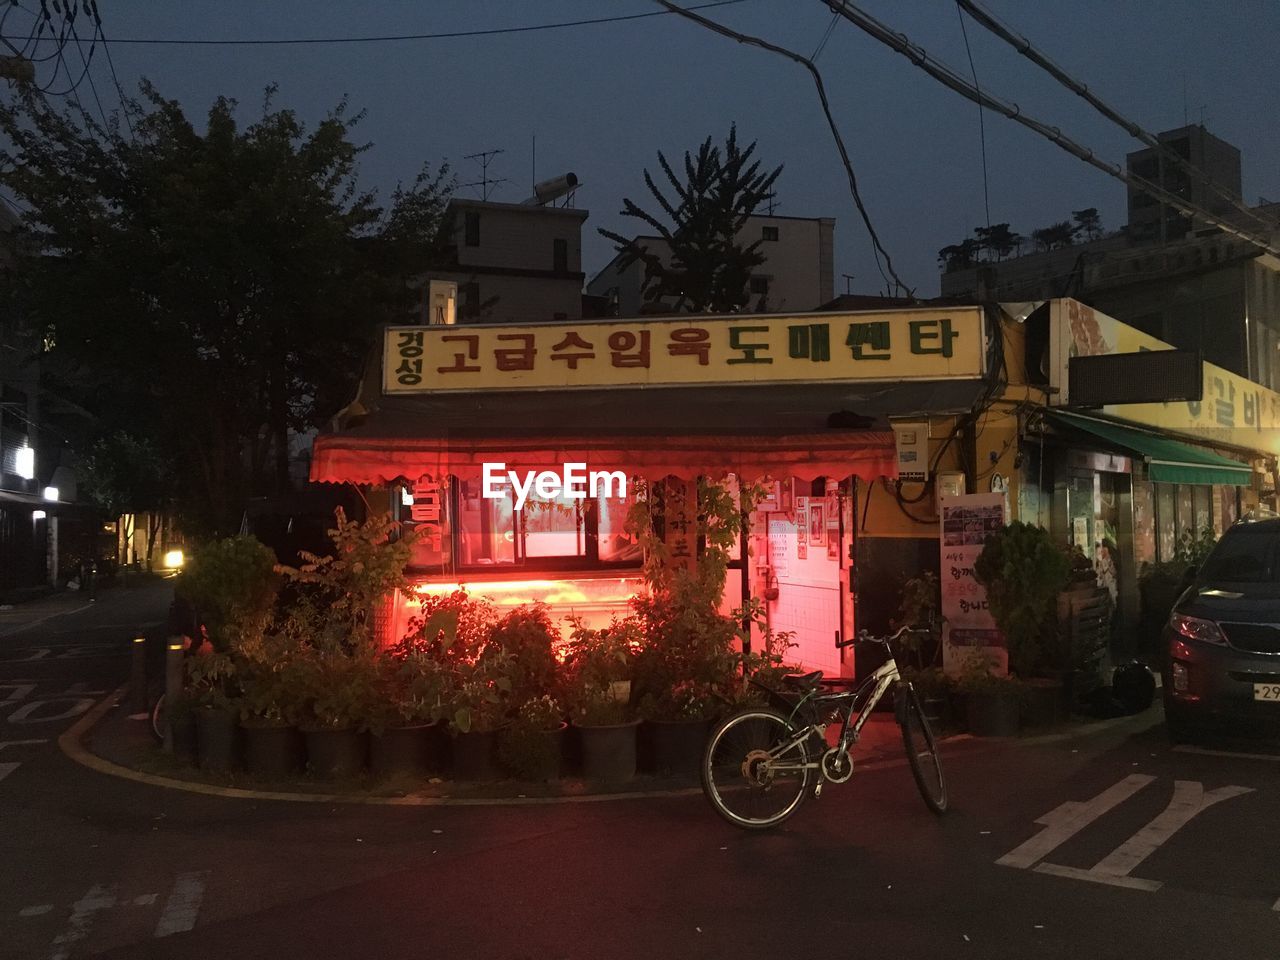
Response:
[23, 1, 1280, 297]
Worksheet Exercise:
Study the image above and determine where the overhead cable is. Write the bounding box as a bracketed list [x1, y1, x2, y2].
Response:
[656, 0, 913, 296]
[826, 1, 1280, 259]
[955, 0, 1275, 233]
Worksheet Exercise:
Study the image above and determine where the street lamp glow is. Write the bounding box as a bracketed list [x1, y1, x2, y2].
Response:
[163, 549, 185, 568]
[31, 510, 45, 520]
[42, 486, 58, 501]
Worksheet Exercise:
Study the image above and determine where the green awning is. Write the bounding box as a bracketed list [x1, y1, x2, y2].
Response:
[1045, 410, 1254, 486]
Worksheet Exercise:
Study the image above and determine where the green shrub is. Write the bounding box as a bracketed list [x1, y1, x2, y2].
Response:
[177, 535, 279, 652]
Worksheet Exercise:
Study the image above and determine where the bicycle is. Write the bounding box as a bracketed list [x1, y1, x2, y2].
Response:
[701, 625, 947, 830]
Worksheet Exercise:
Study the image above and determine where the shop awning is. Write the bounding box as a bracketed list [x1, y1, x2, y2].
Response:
[311, 430, 898, 485]
[1045, 410, 1254, 486]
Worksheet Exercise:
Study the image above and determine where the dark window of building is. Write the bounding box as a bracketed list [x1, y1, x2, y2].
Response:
[749, 276, 769, 295]
[461, 281, 480, 319]
[553, 238, 568, 272]
[552, 312, 568, 320]
[0, 386, 26, 432]
[762, 225, 779, 242]
[464, 211, 480, 247]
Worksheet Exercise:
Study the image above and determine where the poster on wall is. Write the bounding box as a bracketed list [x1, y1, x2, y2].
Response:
[808, 502, 826, 546]
[795, 497, 808, 559]
[940, 492, 1008, 677]
[826, 524, 839, 560]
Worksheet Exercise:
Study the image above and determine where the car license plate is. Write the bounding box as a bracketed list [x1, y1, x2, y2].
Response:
[1253, 683, 1280, 702]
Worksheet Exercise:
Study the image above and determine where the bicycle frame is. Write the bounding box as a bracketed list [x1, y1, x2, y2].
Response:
[765, 654, 902, 777]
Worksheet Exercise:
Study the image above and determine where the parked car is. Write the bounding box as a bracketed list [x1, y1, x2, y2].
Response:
[1164, 518, 1280, 741]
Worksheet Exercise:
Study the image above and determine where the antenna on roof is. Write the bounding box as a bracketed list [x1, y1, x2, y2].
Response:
[461, 148, 507, 201]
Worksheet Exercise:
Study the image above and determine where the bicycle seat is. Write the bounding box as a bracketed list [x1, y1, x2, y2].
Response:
[782, 670, 823, 692]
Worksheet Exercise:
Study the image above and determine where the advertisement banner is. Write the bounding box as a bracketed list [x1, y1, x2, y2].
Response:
[384, 307, 986, 394]
[1050, 298, 1280, 454]
[940, 492, 1007, 676]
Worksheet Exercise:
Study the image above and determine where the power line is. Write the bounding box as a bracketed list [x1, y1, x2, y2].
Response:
[809, 10, 839, 62]
[69, 18, 111, 132]
[0, 0, 751, 47]
[954, 1, 990, 230]
[90, 1, 135, 142]
[826, 1, 1280, 260]
[655, 0, 912, 297]
[954, 0, 1274, 235]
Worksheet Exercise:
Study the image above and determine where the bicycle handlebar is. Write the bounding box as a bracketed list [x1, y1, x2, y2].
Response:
[855, 624, 920, 645]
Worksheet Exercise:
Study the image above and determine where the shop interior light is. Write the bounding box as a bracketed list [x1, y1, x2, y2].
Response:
[42, 486, 58, 502]
[15, 446, 34, 480]
[31, 510, 46, 520]
[163, 549, 185, 569]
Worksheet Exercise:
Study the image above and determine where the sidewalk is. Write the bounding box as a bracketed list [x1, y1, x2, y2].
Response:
[76, 698, 918, 806]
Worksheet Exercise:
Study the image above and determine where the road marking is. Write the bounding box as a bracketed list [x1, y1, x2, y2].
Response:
[132, 894, 158, 907]
[1173, 745, 1280, 762]
[1273, 896, 1280, 912]
[50, 884, 116, 960]
[1005, 778, 1255, 893]
[996, 775, 1155, 869]
[9, 698, 94, 724]
[0, 739, 49, 750]
[1032, 862, 1163, 892]
[1086, 781, 1253, 879]
[0, 761, 19, 784]
[0, 684, 35, 703]
[154, 871, 208, 938]
[0, 602, 95, 639]
[19, 904, 52, 916]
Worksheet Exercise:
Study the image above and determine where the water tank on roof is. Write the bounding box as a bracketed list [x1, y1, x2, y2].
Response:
[524, 173, 579, 206]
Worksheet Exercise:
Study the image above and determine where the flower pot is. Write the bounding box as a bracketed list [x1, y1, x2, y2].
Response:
[965, 692, 1021, 737]
[642, 717, 711, 776]
[170, 713, 198, 765]
[452, 728, 503, 781]
[498, 723, 566, 781]
[1022, 678, 1067, 728]
[241, 721, 303, 778]
[370, 723, 436, 779]
[302, 727, 367, 779]
[195, 706, 239, 772]
[575, 719, 640, 782]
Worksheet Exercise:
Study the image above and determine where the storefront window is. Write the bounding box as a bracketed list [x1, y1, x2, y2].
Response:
[1176, 486, 1194, 539]
[1132, 481, 1155, 567]
[458, 479, 517, 565]
[523, 493, 585, 558]
[1218, 486, 1239, 531]
[1192, 486, 1212, 535]
[452, 478, 641, 569]
[1155, 483, 1176, 562]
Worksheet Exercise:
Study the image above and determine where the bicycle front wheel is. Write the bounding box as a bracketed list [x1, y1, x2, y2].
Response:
[702, 708, 812, 830]
[898, 683, 947, 814]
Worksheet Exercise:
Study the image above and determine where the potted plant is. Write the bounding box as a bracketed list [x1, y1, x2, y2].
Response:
[235, 635, 305, 779]
[497, 695, 566, 781]
[956, 654, 1027, 736]
[187, 651, 240, 772]
[564, 617, 640, 782]
[368, 649, 449, 780]
[295, 651, 379, 779]
[448, 650, 513, 781]
[176, 534, 279, 652]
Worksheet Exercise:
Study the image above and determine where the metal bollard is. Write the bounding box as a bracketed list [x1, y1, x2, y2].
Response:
[130, 635, 147, 714]
[163, 638, 184, 754]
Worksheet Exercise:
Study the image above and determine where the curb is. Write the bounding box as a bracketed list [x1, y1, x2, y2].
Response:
[1013, 709, 1163, 746]
[61, 687, 937, 808]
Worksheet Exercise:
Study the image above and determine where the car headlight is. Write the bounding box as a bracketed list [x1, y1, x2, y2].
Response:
[1169, 612, 1227, 646]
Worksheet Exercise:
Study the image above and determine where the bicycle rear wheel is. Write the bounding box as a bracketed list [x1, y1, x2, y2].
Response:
[898, 683, 947, 814]
[702, 708, 812, 830]
[150, 692, 167, 743]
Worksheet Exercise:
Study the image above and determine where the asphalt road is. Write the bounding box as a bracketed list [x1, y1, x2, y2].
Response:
[3, 586, 1280, 960]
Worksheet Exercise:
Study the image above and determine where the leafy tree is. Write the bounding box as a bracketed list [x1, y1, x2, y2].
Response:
[0, 83, 452, 533]
[938, 238, 979, 272]
[599, 125, 781, 313]
[79, 430, 174, 568]
[976, 222, 1022, 261]
[1031, 220, 1076, 252]
[1071, 207, 1103, 242]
